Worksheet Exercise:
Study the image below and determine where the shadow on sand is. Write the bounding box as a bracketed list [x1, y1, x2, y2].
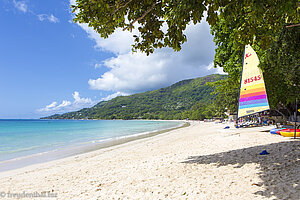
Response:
[183, 140, 300, 200]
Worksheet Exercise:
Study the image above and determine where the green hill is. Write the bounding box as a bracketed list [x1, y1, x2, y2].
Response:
[42, 74, 227, 120]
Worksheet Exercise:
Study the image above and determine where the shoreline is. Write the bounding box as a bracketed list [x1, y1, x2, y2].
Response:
[0, 120, 189, 173]
[1, 121, 298, 199]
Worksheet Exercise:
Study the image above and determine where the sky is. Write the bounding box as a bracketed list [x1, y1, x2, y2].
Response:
[0, 0, 223, 119]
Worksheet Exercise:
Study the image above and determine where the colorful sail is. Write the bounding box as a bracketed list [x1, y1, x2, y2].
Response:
[238, 45, 270, 118]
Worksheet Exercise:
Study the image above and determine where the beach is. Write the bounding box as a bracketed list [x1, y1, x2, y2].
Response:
[0, 121, 299, 200]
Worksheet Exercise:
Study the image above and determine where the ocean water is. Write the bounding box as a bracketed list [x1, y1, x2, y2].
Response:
[0, 119, 182, 163]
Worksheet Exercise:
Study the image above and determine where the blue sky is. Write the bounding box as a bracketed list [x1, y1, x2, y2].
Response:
[0, 0, 222, 119]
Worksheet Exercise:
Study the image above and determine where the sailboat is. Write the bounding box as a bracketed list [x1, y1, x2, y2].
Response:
[237, 45, 270, 119]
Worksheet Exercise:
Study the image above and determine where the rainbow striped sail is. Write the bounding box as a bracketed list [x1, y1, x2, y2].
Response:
[238, 45, 269, 118]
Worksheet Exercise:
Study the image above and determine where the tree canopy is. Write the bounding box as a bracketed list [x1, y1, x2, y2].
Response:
[72, 0, 299, 55]
[209, 1, 299, 116]
[72, 0, 300, 117]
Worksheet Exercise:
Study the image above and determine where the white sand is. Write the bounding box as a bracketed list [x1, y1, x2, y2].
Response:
[0, 121, 299, 200]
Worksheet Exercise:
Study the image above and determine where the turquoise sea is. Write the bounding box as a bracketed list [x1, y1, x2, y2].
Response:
[0, 119, 182, 170]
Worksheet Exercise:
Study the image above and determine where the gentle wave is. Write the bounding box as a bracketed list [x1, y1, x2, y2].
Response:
[0, 146, 40, 154]
[0, 121, 186, 172]
[0, 120, 183, 163]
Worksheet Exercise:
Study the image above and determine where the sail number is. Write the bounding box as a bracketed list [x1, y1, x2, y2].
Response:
[244, 75, 261, 84]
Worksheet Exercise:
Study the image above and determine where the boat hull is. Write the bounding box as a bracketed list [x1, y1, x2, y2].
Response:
[279, 129, 300, 137]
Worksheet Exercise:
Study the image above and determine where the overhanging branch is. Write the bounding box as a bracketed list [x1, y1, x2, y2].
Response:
[123, 2, 157, 31]
[286, 23, 300, 28]
[111, 0, 134, 16]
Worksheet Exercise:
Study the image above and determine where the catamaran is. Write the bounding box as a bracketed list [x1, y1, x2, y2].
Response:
[237, 45, 270, 124]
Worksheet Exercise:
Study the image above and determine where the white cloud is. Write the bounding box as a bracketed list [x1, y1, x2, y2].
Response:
[70, 0, 76, 7]
[86, 22, 221, 94]
[72, 91, 94, 105]
[37, 14, 47, 21]
[13, 0, 27, 13]
[39, 101, 58, 112]
[94, 63, 102, 68]
[12, 1, 60, 23]
[101, 92, 129, 101]
[70, 0, 138, 54]
[37, 14, 59, 23]
[38, 100, 71, 112]
[207, 62, 226, 75]
[48, 14, 59, 23]
[77, 23, 137, 54]
[37, 91, 95, 114]
[71, 0, 223, 95]
[55, 100, 72, 110]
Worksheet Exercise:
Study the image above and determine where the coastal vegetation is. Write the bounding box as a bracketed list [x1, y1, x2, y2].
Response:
[209, 1, 300, 118]
[72, 0, 300, 118]
[43, 74, 227, 120]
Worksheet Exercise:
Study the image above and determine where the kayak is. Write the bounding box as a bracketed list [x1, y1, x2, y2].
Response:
[276, 130, 281, 135]
[279, 129, 300, 137]
[270, 128, 284, 134]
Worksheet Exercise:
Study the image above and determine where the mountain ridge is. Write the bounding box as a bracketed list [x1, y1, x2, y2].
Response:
[42, 74, 227, 120]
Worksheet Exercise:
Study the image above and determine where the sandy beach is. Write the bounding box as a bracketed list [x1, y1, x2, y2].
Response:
[0, 121, 299, 200]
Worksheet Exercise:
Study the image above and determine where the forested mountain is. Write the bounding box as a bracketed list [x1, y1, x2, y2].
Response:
[43, 74, 227, 120]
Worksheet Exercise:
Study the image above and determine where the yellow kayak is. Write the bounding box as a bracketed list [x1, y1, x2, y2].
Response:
[279, 129, 300, 137]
